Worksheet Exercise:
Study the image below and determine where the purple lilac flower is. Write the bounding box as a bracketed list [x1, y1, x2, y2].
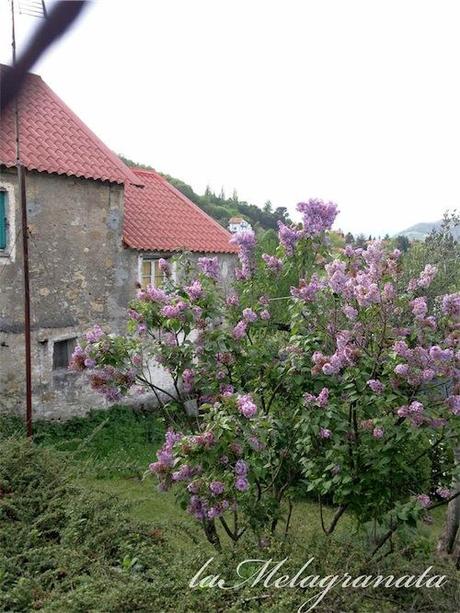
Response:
[436, 487, 451, 499]
[291, 274, 321, 302]
[230, 230, 256, 279]
[232, 320, 247, 339]
[367, 379, 384, 394]
[235, 477, 249, 492]
[447, 395, 460, 416]
[410, 296, 428, 321]
[234, 459, 249, 476]
[372, 427, 384, 439]
[262, 253, 283, 272]
[85, 325, 104, 343]
[416, 494, 431, 508]
[278, 221, 302, 255]
[226, 293, 240, 306]
[394, 363, 409, 377]
[158, 258, 171, 276]
[182, 368, 195, 393]
[198, 257, 220, 280]
[343, 305, 358, 321]
[242, 308, 258, 322]
[128, 308, 142, 321]
[138, 285, 169, 303]
[417, 264, 437, 288]
[331, 464, 341, 476]
[83, 357, 96, 368]
[296, 199, 339, 236]
[237, 394, 257, 418]
[325, 260, 348, 294]
[209, 481, 225, 496]
[442, 292, 460, 317]
[172, 464, 193, 481]
[185, 280, 203, 301]
[220, 384, 234, 396]
[260, 309, 271, 320]
[319, 427, 332, 439]
[304, 388, 329, 408]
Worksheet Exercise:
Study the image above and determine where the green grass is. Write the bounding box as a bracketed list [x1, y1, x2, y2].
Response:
[1, 407, 457, 612]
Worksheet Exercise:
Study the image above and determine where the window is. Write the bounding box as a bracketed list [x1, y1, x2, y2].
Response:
[53, 338, 77, 370]
[141, 258, 167, 289]
[0, 191, 7, 250]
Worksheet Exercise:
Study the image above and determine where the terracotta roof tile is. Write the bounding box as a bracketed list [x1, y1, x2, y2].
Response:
[124, 170, 238, 254]
[0, 64, 140, 185]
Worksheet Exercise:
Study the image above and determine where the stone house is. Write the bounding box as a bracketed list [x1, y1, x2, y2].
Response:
[0, 65, 237, 419]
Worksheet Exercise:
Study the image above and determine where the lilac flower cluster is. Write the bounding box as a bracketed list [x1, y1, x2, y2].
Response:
[149, 430, 183, 484]
[303, 387, 329, 408]
[393, 341, 454, 387]
[442, 292, 460, 318]
[137, 285, 170, 303]
[367, 379, 385, 394]
[230, 230, 256, 280]
[312, 330, 357, 376]
[158, 258, 171, 276]
[407, 264, 437, 290]
[296, 199, 339, 236]
[198, 256, 220, 280]
[182, 368, 195, 393]
[234, 459, 249, 491]
[185, 280, 203, 301]
[161, 300, 187, 319]
[278, 221, 303, 255]
[85, 324, 104, 343]
[291, 275, 321, 302]
[262, 253, 283, 272]
[237, 394, 257, 418]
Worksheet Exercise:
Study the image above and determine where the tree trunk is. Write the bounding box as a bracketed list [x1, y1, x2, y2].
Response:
[437, 447, 460, 568]
[203, 519, 222, 551]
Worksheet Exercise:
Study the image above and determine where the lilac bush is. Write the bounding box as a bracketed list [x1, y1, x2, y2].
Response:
[72, 199, 460, 549]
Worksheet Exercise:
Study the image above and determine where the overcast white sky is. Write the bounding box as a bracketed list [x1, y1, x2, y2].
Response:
[1, 0, 460, 236]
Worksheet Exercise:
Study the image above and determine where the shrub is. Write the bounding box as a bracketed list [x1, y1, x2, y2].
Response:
[73, 199, 460, 551]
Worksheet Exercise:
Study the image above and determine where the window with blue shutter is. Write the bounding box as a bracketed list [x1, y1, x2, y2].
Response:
[0, 192, 6, 250]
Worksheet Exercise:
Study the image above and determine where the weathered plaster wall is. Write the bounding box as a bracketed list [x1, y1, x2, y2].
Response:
[0, 167, 138, 419]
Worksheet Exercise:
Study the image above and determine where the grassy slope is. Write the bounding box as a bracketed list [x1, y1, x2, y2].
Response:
[5, 406, 444, 548]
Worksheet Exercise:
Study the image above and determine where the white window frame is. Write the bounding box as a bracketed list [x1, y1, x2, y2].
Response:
[0, 181, 16, 262]
[138, 255, 177, 288]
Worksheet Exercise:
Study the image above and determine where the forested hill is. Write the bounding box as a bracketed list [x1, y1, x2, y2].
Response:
[119, 156, 291, 232]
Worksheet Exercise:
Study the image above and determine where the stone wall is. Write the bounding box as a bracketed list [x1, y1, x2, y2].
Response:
[0, 166, 237, 419]
[0, 167, 138, 419]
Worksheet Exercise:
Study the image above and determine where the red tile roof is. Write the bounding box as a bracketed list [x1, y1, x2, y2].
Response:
[124, 169, 238, 254]
[0, 65, 236, 255]
[0, 65, 140, 185]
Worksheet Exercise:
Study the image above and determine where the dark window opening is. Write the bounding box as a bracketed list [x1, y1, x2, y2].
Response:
[53, 338, 76, 370]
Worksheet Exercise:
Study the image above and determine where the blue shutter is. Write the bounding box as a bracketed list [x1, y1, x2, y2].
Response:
[0, 192, 6, 250]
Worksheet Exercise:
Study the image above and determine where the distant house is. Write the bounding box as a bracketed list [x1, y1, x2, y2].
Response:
[228, 216, 252, 233]
[0, 65, 237, 418]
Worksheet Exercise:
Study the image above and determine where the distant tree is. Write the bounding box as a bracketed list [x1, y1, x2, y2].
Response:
[274, 206, 291, 225]
[395, 235, 411, 253]
[263, 200, 273, 214]
[355, 233, 367, 248]
[383, 233, 390, 241]
[345, 232, 354, 244]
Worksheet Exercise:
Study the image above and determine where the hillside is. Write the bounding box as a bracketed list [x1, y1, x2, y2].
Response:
[119, 155, 291, 232]
[396, 219, 460, 240]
